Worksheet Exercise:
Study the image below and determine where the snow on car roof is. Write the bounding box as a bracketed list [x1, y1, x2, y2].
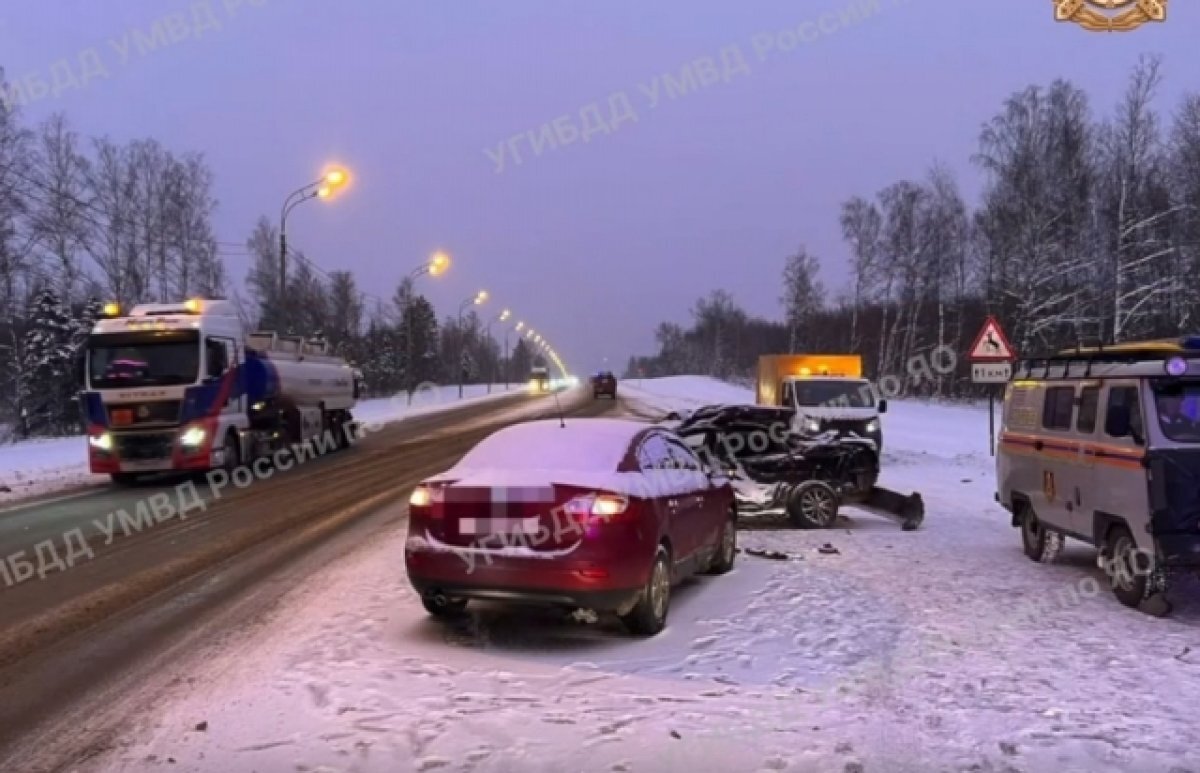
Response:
[449, 418, 646, 472]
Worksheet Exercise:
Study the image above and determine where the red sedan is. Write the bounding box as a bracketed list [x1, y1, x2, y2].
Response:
[405, 418, 737, 635]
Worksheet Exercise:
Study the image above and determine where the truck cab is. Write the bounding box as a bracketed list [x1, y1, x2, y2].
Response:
[757, 354, 886, 450]
[83, 299, 357, 483]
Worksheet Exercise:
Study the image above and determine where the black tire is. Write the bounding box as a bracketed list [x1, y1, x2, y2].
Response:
[1104, 526, 1150, 609]
[221, 431, 240, 473]
[1020, 504, 1050, 562]
[705, 510, 737, 575]
[787, 481, 840, 529]
[622, 546, 671, 636]
[110, 472, 138, 486]
[422, 595, 469, 618]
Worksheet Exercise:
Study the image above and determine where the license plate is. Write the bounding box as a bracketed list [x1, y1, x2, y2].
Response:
[111, 409, 133, 426]
[120, 460, 166, 472]
[459, 517, 541, 536]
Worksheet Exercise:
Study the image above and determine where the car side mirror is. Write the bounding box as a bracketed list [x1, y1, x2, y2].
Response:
[877, 399, 888, 414]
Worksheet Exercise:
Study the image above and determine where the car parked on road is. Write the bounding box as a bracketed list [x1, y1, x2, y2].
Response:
[592, 371, 617, 399]
[404, 418, 737, 635]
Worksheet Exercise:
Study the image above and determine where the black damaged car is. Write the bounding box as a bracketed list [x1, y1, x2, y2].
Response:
[665, 404, 922, 531]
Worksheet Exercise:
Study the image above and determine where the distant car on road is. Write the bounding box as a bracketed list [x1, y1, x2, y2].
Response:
[404, 418, 737, 635]
[592, 371, 617, 399]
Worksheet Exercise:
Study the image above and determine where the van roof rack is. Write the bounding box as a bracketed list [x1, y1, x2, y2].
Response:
[1016, 336, 1200, 380]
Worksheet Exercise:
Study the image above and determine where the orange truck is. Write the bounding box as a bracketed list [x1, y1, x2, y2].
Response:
[756, 354, 886, 449]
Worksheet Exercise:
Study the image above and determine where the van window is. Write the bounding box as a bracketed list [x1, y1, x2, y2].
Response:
[1076, 386, 1100, 433]
[1105, 386, 1144, 440]
[1006, 384, 1040, 430]
[1041, 386, 1075, 431]
[1151, 381, 1200, 442]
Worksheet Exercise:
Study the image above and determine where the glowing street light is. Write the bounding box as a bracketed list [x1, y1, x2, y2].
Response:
[280, 163, 353, 308]
[400, 251, 452, 401]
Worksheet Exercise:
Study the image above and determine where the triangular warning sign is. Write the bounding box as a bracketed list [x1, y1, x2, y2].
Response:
[969, 316, 1016, 361]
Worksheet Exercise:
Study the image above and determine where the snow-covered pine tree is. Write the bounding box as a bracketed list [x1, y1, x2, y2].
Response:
[21, 288, 79, 436]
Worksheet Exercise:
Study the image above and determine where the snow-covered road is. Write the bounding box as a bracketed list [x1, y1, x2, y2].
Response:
[82, 377, 1200, 772]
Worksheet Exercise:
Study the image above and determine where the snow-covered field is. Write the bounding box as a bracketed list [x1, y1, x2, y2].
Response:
[84, 377, 1200, 772]
[0, 384, 519, 506]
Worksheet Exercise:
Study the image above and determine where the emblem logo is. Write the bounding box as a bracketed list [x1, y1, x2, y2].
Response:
[1054, 1, 1167, 31]
[137, 405, 151, 419]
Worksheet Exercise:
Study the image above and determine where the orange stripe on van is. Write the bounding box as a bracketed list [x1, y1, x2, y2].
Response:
[998, 431, 1145, 469]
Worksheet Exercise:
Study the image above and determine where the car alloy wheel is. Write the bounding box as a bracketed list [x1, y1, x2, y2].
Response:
[649, 558, 669, 621]
[788, 481, 839, 529]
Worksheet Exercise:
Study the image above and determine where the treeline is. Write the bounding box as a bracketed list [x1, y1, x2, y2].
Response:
[0, 67, 226, 439]
[629, 56, 1200, 395]
[0, 67, 532, 440]
[239, 216, 539, 398]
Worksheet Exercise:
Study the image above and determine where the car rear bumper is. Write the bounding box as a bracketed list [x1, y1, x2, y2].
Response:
[406, 545, 645, 610]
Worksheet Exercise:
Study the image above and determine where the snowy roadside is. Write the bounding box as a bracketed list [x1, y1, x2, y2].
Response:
[0, 384, 521, 507]
[77, 377, 1200, 772]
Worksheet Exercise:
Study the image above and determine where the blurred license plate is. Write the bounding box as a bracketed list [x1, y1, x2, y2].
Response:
[459, 517, 541, 536]
[111, 409, 133, 426]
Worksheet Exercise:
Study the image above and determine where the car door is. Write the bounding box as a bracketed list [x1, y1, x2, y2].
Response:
[664, 436, 715, 569]
[635, 433, 692, 567]
[1093, 381, 1151, 551]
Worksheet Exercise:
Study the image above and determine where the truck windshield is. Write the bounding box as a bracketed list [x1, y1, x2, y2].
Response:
[791, 380, 874, 408]
[88, 331, 200, 388]
[1152, 381, 1200, 442]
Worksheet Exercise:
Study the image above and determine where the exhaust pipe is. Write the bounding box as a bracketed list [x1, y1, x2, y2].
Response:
[432, 592, 448, 607]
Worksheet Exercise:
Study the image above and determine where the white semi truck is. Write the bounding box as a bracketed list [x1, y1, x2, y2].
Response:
[82, 298, 363, 483]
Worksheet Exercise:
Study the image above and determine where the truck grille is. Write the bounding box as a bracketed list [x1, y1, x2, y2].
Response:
[114, 431, 175, 461]
[107, 400, 182, 427]
[823, 419, 870, 436]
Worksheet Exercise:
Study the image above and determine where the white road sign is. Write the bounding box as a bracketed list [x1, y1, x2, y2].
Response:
[972, 362, 1012, 383]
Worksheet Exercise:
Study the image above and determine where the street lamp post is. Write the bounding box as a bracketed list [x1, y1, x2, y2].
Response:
[279, 167, 348, 328]
[457, 290, 488, 399]
[402, 251, 450, 403]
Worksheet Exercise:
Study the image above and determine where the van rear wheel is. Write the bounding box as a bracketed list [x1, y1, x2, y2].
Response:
[1019, 504, 1061, 563]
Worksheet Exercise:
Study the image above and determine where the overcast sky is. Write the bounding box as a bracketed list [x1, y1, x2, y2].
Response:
[3, 1, 1197, 372]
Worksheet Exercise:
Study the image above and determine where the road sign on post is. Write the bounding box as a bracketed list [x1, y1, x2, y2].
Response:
[969, 316, 1016, 456]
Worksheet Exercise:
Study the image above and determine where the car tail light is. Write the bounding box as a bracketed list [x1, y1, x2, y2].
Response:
[409, 486, 432, 508]
[563, 493, 631, 523]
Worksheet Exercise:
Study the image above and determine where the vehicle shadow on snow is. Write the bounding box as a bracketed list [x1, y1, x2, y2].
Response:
[395, 556, 908, 691]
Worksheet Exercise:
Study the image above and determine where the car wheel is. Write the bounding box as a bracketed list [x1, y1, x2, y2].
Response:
[422, 594, 469, 618]
[787, 481, 839, 529]
[705, 509, 737, 575]
[1104, 526, 1150, 609]
[222, 431, 240, 474]
[1019, 504, 1062, 563]
[622, 546, 671, 636]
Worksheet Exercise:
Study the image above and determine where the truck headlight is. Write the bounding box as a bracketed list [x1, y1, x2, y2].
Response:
[802, 418, 821, 434]
[865, 419, 880, 433]
[180, 426, 206, 447]
[89, 432, 113, 452]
